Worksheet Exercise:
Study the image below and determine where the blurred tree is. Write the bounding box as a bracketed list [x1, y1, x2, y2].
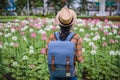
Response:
[30, 0, 43, 8]
[79, 0, 88, 15]
[0, 0, 8, 15]
[15, 0, 43, 15]
[15, 0, 27, 15]
[47, 0, 74, 14]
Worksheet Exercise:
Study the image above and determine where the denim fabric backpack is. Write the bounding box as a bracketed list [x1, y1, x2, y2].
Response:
[48, 32, 76, 77]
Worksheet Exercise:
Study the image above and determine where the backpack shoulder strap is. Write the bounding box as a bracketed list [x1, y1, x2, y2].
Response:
[54, 32, 60, 41]
[66, 32, 75, 41]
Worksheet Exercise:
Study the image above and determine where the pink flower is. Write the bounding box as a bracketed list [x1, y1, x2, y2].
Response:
[30, 64, 36, 69]
[88, 18, 92, 22]
[34, 23, 41, 29]
[84, 19, 88, 24]
[21, 22, 26, 27]
[102, 42, 107, 46]
[95, 32, 99, 35]
[30, 23, 34, 27]
[109, 39, 115, 44]
[85, 34, 90, 37]
[118, 31, 120, 35]
[0, 41, 2, 45]
[104, 32, 108, 36]
[31, 32, 36, 38]
[114, 40, 118, 43]
[52, 26, 57, 30]
[92, 45, 97, 50]
[42, 18, 47, 25]
[13, 43, 19, 47]
[40, 48, 46, 54]
[42, 33, 47, 40]
[34, 18, 40, 23]
[20, 32, 25, 35]
[104, 19, 108, 24]
[99, 28, 104, 31]
[17, 27, 22, 31]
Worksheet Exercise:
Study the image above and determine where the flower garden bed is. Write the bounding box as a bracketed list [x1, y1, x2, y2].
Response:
[0, 18, 120, 80]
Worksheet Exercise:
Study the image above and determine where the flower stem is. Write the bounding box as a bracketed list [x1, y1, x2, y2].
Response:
[0, 49, 3, 75]
[94, 55, 97, 68]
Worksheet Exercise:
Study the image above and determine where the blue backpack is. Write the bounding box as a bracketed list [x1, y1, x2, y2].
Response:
[48, 32, 76, 77]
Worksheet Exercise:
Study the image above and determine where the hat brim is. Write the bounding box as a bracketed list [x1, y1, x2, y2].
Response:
[56, 9, 77, 26]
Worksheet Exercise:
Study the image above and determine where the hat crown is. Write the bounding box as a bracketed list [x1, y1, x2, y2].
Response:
[56, 7, 77, 27]
[59, 8, 72, 24]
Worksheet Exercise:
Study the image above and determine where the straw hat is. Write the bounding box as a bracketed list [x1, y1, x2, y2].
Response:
[56, 7, 77, 27]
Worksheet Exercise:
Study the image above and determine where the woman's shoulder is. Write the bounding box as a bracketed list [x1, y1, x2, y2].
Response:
[73, 33, 80, 38]
[48, 33, 56, 40]
[73, 33, 83, 42]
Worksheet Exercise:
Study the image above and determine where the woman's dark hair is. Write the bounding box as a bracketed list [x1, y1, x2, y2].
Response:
[59, 25, 71, 41]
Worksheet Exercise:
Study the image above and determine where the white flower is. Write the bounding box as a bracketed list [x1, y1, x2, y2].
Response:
[4, 29, 9, 32]
[6, 24, 11, 28]
[108, 32, 112, 36]
[113, 29, 117, 34]
[10, 42, 14, 46]
[11, 28, 15, 33]
[112, 25, 118, 29]
[109, 50, 115, 56]
[48, 25, 53, 29]
[29, 46, 34, 50]
[116, 51, 120, 55]
[82, 48, 85, 52]
[44, 27, 50, 31]
[4, 42, 8, 46]
[90, 33, 94, 35]
[41, 30, 46, 34]
[8, 33, 12, 37]
[15, 23, 19, 26]
[21, 27, 26, 31]
[0, 45, 3, 49]
[4, 33, 11, 38]
[103, 29, 108, 32]
[23, 36, 27, 41]
[108, 21, 112, 24]
[4, 34, 9, 38]
[12, 36, 18, 41]
[0, 32, 3, 36]
[38, 29, 45, 34]
[89, 42, 94, 46]
[15, 19, 20, 22]
[91, 50, 96, 55]
[104, 25, 110, 29]
[95, 35, 100, 39]
[97, 25, 102, 28]
[29, 49, 34, 54]
[22, 55, 28, 60]
[88, 23, 94, 28]
[92, 45, 97, 50]
[94, 28, 98, 30]
[92, 36, 98, 41]
[115, 35, 120, 38]
[90, 28, 96, 31]
[78, 22, 86, 26]
[24, 26, 29, 30]
[12, 62, 18, 66]
[56, 25, 60, 29]
[102, 37, 106, 40]
[83, 37, 91, 42]
[73, 27, 78, 31]
[79, 28, 84, 32]
[96, 22, 102, 28]
[29, 28, 34, 32]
